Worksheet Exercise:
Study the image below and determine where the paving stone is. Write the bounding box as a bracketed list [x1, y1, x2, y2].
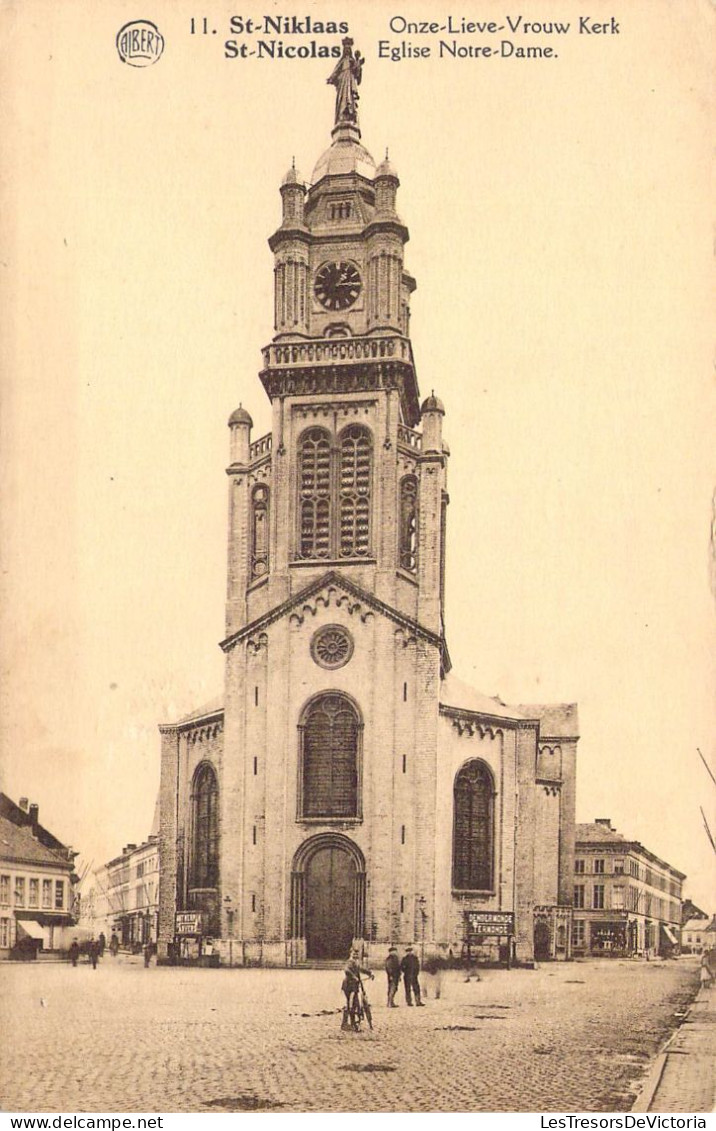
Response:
[0, 956, 706, 1113]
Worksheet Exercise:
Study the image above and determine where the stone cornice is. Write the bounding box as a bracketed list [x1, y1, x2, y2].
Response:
[220, 569, 444, 657]
[440, 704, 520, 731]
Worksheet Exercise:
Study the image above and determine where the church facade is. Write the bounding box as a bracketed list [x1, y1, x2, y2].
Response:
[157, 49, 578, 967]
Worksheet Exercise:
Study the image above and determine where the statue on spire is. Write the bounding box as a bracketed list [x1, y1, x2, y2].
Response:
[327, 38, 364, 126]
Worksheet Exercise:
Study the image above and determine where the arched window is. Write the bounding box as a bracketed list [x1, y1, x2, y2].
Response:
[300, 694, 361, 819]
[297, 426, 373, 560]
[299, 428, 331, 559]
[251, 484, 270, 579]
[399, 474, 418, 572]
[339, 426, 372, 557]
[191, 763, 219, 889]
[452, 760, 494, 891]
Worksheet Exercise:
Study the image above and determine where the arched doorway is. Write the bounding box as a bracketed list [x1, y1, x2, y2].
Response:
[534, 919, 552, 961]
[291, 834, 366, 961]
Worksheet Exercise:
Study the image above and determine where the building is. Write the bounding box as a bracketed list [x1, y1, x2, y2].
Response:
[681, 898, 709, 925]
[157, 45, 579, 967]
[681, 916, 711, 955]
[0, 794, 78, 958]
[81, 799, 161, 948]
[572, 819, 684, 957]
[88, 838, 160, 949]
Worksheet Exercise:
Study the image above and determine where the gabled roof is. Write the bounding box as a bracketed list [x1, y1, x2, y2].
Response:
[220, 570, 447, 664]
[0, 794, 74, 857]
[0, 812, 73, 870]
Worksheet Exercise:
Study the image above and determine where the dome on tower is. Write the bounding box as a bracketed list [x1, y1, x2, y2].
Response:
[311, 136, 376, 184]
[376, 155, 398, 180]
[228, 405, 253, 428]
[281, 162, 304, 188]
[421, 393, 445, 416]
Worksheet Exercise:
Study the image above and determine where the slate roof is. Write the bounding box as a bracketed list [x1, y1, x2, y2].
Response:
[439, 673, 530, 722]
[576, 821, 628, 845]
[515, 702, 579, 738]
[174, 695, 224, 726]
[0, 813, 72, 870]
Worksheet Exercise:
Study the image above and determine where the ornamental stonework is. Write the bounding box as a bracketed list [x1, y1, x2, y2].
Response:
[310, 624, 354, 669]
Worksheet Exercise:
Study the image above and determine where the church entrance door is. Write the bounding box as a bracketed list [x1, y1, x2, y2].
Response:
[304, 844, 355, 960]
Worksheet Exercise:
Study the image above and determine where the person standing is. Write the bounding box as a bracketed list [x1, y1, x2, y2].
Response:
[88, 937, 99, 970]
[400, 945, 424, 1006]
[385, 946, 401, 1007]
[68, 939, 80, 967]
[109, 932, 119, 957]
[98, 932, 106, 957]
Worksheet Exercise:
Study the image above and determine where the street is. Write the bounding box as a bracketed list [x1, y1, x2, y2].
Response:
[0, 955, 703, 1113]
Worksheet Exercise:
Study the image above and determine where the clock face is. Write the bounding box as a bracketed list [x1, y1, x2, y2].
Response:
[314, 261, 362, 311]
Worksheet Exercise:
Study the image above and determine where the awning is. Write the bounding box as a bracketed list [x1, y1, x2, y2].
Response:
[661, 924, 678, 945]
[17, 920, 45, 940]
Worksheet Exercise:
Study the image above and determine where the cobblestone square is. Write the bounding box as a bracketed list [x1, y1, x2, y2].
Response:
[0, 956, 704, 1113]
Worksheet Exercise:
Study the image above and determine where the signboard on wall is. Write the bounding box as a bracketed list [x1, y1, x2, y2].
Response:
[465, 911, 514, 937]
[175, 912, 203, 936]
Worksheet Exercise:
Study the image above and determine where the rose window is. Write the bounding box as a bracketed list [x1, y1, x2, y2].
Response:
[311, 625, 354, 670]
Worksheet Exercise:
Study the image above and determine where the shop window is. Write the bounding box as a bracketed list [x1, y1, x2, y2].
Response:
[452, 760, 495, 891]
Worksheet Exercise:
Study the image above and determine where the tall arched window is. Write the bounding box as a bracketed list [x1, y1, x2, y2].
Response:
[297, 426, 373, 560]
[300, 694, 361, 819]
[299, 428, 332, 559]
[251, 484, 270, 578]
[339, 426, 372, 557]
[399, 474, 418, 572]
[191, 763, 219, 889]
[452, 760, 494, 891]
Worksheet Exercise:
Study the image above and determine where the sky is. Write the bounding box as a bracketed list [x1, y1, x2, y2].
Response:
[1, 0, 714, 911]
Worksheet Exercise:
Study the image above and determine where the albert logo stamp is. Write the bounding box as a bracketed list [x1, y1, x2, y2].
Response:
[116, 20, 164, 67]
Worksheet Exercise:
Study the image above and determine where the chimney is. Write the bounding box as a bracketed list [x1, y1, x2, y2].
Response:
[19, 798, 29, 812]
[28, 803, 39, 832]
[595, 818, 612, 829]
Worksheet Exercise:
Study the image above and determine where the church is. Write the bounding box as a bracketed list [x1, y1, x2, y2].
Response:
[157, 43, 578, 967]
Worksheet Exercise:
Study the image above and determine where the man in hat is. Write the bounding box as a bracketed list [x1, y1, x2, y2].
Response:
[385, 945, 401, 1007]
[400, 945, 424, 1006]
[341, 948, 374, 1030]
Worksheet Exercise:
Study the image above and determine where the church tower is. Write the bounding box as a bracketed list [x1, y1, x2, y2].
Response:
[158, 46, 578, 967]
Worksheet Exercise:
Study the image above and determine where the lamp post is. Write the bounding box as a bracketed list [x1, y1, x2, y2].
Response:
[417, 896, 427, 964]
[224, 895, 234, 968]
